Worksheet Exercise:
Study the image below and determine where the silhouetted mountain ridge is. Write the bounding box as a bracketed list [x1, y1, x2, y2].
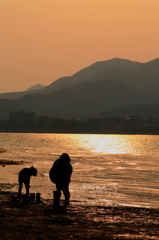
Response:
[133, 58, 159, 75]
[0, 58, 142, 99]
[0, 57, 158, 120]
[26, 84, 45, 91]
[0, 79, 158, 120]
[40, 58, 142, 94]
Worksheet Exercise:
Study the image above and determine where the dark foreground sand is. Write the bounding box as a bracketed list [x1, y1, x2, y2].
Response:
[0, 191, 159, 240]
[0, 160, 159, 239]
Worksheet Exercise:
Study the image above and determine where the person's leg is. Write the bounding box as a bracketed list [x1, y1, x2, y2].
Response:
[24, 182, 30, 196]
[62, 182, 70, 206]
[18, 181, 22, 200]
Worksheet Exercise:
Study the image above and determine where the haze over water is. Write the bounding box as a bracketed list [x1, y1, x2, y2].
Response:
[0, 133, 159, 208]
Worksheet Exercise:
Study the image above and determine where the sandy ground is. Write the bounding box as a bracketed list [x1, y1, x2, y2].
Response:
[0, 190, 159, 240]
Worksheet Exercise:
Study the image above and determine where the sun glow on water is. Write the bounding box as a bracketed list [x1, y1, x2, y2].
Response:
[69, 134, 145, 155]
[67, 134, 159, 156]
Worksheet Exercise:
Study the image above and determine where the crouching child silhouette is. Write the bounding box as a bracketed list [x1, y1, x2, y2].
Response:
[18, 166, 37, 201]
[49, 153, 73, 207]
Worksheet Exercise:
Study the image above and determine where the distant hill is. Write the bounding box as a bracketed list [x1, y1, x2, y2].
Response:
[0, 79, 158, 120]
[39, 58, 142, 94]
[0, 57, 158, 120]
[26, 84, 45, 91]
[1, 57, 158, 99]
[0, 84, 45, 100]
[133, 58, 159, 75]
[0, 58, 142, 99]
[0, 92, 30, 100]
[95, 105, 159, 118]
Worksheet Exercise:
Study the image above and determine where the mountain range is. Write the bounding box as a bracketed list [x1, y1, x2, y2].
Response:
[0, 58, 159, 120]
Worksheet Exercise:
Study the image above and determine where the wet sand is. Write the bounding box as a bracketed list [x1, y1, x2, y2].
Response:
[1, 190, 159, 240]
[1, 159, 159, 239]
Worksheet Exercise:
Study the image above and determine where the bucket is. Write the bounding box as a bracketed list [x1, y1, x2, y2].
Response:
[10, 193, 17, 202]
[36, 192, 41, 202]
[30, 193, 35, 202]
[22, 194, 30, 205]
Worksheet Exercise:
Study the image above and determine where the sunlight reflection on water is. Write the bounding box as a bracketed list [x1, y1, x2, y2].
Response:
[0, 133, 159, 208]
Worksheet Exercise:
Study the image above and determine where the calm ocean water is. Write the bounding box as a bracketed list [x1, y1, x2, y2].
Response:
[0, 133, 159, 208]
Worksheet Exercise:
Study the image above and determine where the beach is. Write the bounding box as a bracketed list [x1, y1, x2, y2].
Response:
[0, 158, 159, 240]
[1, 133, 159, 239]
[1, 189, 159, 240]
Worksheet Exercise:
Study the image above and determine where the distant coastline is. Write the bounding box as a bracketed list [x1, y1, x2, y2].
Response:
[0, 117, 159, 135]
[0, 130, 159, 135]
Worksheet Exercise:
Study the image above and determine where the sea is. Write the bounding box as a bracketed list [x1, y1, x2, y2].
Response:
[0, 133, 159, 208]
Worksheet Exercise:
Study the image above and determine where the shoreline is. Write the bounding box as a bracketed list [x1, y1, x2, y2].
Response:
[1, 158, 159, 210]
[0, 130, 159, 135]
[1, 190, 159, 240]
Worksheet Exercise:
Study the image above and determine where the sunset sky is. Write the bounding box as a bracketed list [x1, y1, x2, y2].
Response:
[0, 0, 159, 93]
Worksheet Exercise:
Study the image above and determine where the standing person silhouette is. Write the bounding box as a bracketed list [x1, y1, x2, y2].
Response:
[49, 153, 73, 207]
[18, 166, 37, 201]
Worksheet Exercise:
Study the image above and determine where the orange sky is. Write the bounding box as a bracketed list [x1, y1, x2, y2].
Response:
[0, 0, 159, 93]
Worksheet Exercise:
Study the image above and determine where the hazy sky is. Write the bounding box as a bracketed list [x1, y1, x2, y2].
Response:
[0, 0, 159, 93]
